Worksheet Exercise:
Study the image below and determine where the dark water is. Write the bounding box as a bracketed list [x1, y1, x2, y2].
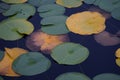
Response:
[0, 3, 120, 80]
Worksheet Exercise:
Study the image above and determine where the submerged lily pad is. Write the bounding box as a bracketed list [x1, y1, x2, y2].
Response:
[37, 4, 65, 18]
[28, 0, 55, 7]
[0, 51, 4, 61]
[0, 2, 10, 13]
[41, 15, 69, 35]
[55, 72, 91, 80]
[56, 0, 83, 8]
[12, 52, 51, 76]
[51, 42, 89, 65]
[2, 3, 36, 19]
[1, 0, 27, 4]
[93, 73, 120, 80]
[0, 19, 34, 40]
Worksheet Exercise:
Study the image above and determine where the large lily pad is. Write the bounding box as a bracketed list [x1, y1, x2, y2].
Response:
[0, 2, 10, 13]
[12, 52, 51, 76]
[0, 51, 4, 61]
[2, 3, 36, 19]
[41, 15, 69, 35]
[84, 0, 96, 4]
[28, 0, 55, 7]
[55, 72, 91, 80]
[1, 0, 27, 4]
[111, 7, 120, 21]
[93, 73, 120, 80]
[37, 4, 65, 18]
[51, 42, 89, 65]
[56, 0, 83, 8]
[0, 19, 34, 40]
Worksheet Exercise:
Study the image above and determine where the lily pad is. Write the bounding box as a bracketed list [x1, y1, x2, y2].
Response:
[56, 0, 83, 8]
[0, 19, 34, 40]
[84, 0, 96, 4]
[1, 0, 27, 4]
[12, 52, 51, 76]
[28, 0, 55, 7]
[55, 72, 91, 80]
[51, 42, 89, 65]
[111, 7, 120, 21]
[41, 15, 69, 35]
[99, 0, 120, 12]
[2, 3, 36, 19]
[94, 0, 101, 6]
[0, 76, 3, 80]
[0, 51, 4, 61]
[0, 2, 10, 13]
[93, 73, 120, 80]
[37, 4, 65, 18]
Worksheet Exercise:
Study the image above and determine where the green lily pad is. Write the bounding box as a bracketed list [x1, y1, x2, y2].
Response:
[111, 7, 120, 20]
[0, 51, 4, 61]
[1, 0, 27, 3]
[41, 15, 69, 35]
[55, 72, 91, 80]
[0, 76, 3, 80]
[2, 3, 36, 19]
[28, 0, 55, 7]
[0, 19, 34, 40]
[94, 0, 101, 6]
[12, 52, 51, 76]
[51, 42, 89, 65]
[56, 0, 83, 8]
[0, 2, 10, 13]
[37, 4, 65, 18]
[98, 0, 120, 12]
[93, 73, 120, 80]
[84, 0, 96, 4]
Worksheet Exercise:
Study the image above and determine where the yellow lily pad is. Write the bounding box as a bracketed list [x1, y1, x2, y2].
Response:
[1, 0, 27, 4]
[66, 11, 106, 35]
[115, 48, 120, 58]
[116, 59, 120, 67]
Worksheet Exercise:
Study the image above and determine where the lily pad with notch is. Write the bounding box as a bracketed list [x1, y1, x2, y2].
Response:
[51, 42, 89, 65]
[37, 4, 65, 18]
[41, 15, 69, 35]
[12, 52, 51, 76]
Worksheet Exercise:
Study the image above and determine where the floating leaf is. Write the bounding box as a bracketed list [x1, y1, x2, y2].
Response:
[115, 48, 120, 58]
[28, 0, 55, 7]
[41, 15, 69, 35]
[55, 72, 91, 80]
[0, 51, 4, 61]
[94, 0, 101, 6]
[66, 11, 106, 35]
[84, 0, 96, 4]
[93, 73, 120, 80]
[56, 0, 83, 8]
[0, 19, 34, 40]
[1, 0, 27, 4]
[2, 3, 36, 19]
[0, 2, 10, 13]
[99, 0, 120, 12]
[94, 31, 120, 46]
[12, 52, 51, 76]
[111, 7, 120, 21]
[37, 4, 65, 18]
[51, 42, 89, 65]
[26, 30, 69, 54]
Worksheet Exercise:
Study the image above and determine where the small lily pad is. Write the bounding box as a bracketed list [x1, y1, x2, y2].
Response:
[37, 4, 65, 18]
[56, 0, 83, 8]
[55, 72, 91, 80]
[99, 0, 120, 12]
[12, 52, 51, 76]
[111, 7, 120, 21]
[1, 0, 27, 4]
[84, 0, 96, 4]
[0, 51, 4, 61]
[51, 42, 89, 65]
[0, 2, 10, 13]
[93, 73, 120, 80]
[41, 16, 69, 35]
[2, 3, 36, 19]
[28, 0, 55, 7]
[0, 19, 34, 40]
